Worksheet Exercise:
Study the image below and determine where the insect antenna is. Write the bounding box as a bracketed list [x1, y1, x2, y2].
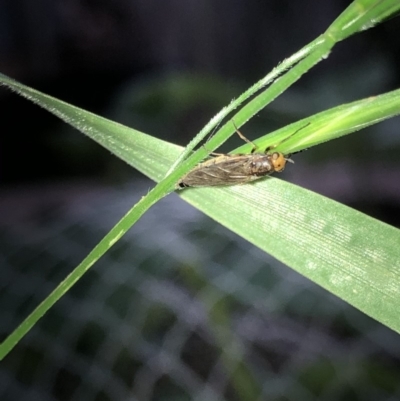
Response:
[265, 122, 310, 153]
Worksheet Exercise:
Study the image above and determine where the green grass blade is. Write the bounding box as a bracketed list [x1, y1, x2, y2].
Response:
[167, 36, 326, 173]
[327, 0, 400, 41]
[1, 75, 400, 360]
[0, 73, 177, 359]
[0, 187, 171, 359]
[172, 0, 400, 169]
[179, 180, 400, 334]
[233, 88, 400, 155]
[0, 73, 178, 181]
[2, 0, 400, 358]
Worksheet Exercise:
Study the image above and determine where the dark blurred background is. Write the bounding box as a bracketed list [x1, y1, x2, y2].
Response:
[0, 0, 399, 216]
[1, 1, 400, 400]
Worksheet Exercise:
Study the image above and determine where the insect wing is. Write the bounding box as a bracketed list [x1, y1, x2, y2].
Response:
[177, 154, 274, 188]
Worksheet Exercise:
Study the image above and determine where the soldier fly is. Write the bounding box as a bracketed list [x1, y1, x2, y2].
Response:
[176, 122, 306, 189]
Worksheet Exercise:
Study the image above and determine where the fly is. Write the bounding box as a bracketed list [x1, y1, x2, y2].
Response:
[176, 122, 305, 189]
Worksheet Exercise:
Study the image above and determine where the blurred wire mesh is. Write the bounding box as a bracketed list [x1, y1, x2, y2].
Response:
[2, 1, 400, 399]
[1, 180, 400, 401]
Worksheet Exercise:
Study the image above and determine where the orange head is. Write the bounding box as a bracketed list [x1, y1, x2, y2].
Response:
[270, 152, 287, 172]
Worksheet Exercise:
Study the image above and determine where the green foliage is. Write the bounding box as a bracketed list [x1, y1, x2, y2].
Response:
[1, 0, 400, 360]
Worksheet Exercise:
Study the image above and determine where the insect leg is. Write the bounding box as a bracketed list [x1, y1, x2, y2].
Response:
[231, 120, 258, 153]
